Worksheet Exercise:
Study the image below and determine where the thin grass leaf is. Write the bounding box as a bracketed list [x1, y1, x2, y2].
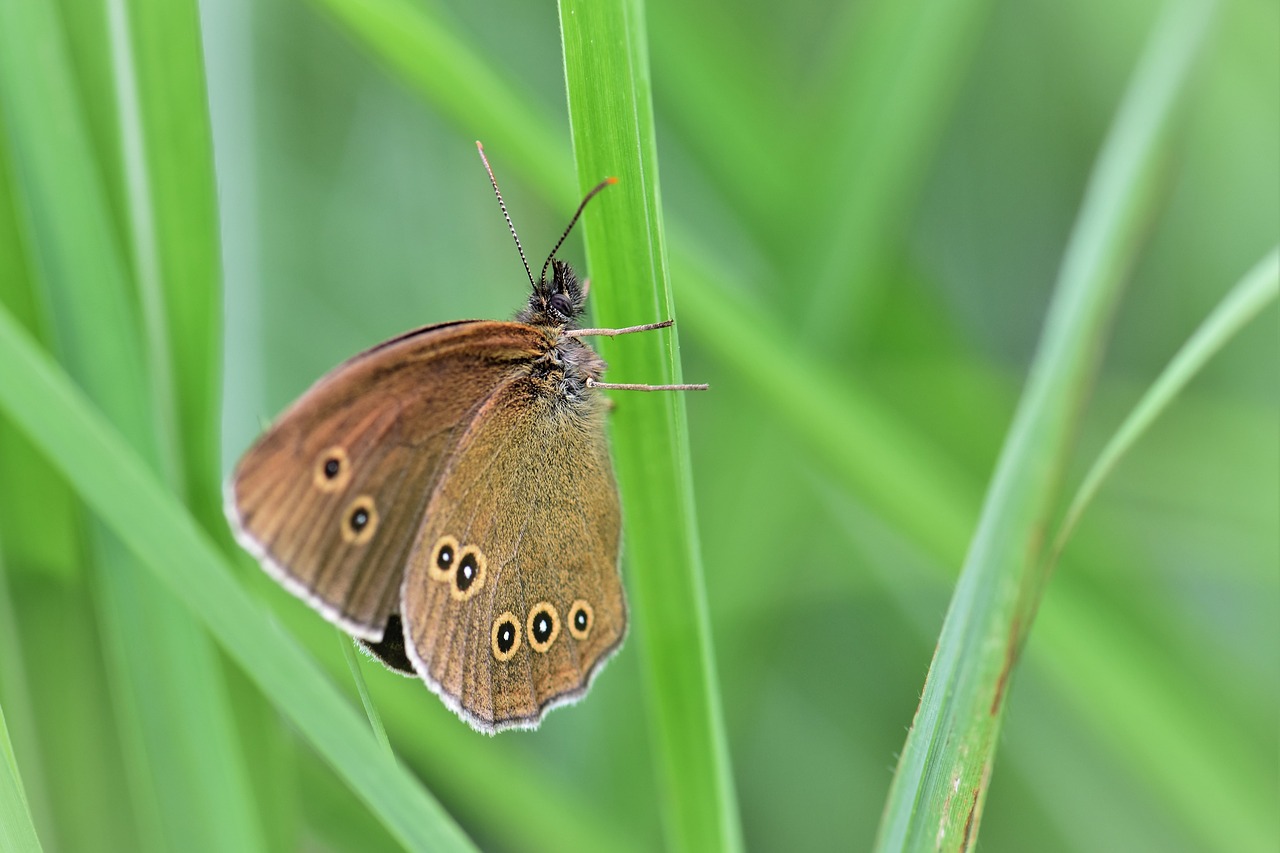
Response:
[117, 0, 224, 529]
[822, 478, 1276, 850]
[0, 306, 475, 852]
[875, 0, 1220, 848]
[340, 637, 394, 758]
[559, 1, 742, 850]
[0, 120, 81, 584]
[108, 0, 183, 495]
[1054, 246, 1279, 551]
[0, 699, 43, 853]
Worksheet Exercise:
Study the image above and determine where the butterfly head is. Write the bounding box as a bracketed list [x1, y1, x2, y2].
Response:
[519, 259, 585, 328]
[474, 142, 614, 331]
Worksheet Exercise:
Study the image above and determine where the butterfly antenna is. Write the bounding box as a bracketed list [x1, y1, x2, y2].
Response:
[476, 141, 535, 290]
[539, 176, 617, 286]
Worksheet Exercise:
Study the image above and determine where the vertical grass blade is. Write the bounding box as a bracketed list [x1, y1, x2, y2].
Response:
[0, 117, 81, 587]
[874, 0, 1219, 848]
[559, 1, 742, 850]
[0, 305, 476, 853]
[116, 0, 224, 528]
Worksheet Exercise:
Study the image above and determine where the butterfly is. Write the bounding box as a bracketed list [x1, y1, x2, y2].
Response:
[226, 143, 704, 733]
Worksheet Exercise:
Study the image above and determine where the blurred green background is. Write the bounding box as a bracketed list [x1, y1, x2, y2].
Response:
[0, 0, 1276, 850]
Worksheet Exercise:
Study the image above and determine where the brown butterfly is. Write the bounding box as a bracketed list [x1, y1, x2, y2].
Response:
[226, 143, 705, 733]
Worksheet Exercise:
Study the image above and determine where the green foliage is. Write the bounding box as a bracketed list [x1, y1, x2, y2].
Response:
[0, 0, 1275, 849]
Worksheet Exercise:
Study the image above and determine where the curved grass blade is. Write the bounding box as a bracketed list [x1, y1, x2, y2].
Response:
[339, 637, 393, 758]
[0, 306, 475, 853]
[559, 1, 742, 850]
[875, 0, 1220, 848]
[1053, 247, 1278, 551]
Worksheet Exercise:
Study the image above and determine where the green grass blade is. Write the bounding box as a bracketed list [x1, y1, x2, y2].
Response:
[339, 637, 393, 758]
[0, 117, 81, 587]
[875, 0, 1220, 848]
[559, 1, 742, 850]
[1054, 247, 1279, 550]
[0, 698, 43, 853]
[119, 0, 224, 527]
[0, 306, 476, 853]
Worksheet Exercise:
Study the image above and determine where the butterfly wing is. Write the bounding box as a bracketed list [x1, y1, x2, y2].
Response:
[399, 372, 625, 733]
[226, 320, 548, 642]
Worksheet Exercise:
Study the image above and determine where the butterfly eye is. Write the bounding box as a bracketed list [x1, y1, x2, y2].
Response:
[549, 292, 572, 318]
[428, 535, 460, 582]
[341, 495, 378, 545]
[450, 546, 487, 601]
[526, 602, 561, 653]
[313, 446, 351, 491]
[568, 599, 594, 640]
[491, 612, 521, 661]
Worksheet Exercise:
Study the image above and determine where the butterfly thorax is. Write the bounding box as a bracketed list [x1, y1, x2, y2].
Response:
[524, 330, 607, 413]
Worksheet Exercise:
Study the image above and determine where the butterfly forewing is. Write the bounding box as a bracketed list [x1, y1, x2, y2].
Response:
[400, 373, 625, 733]
[227, 321, 548, 641]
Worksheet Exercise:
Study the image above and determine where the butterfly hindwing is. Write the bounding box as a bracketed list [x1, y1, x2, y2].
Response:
[399, 372, 626, 732]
